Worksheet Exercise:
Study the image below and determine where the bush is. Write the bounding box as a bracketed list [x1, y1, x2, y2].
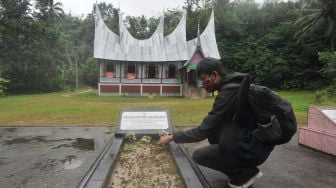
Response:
[0, 76, 10, 96]
[318, 51, 336, 84]
[314, 52, 336, 102]
[79, 57, 98, 88]
[314, 85, 336, 102]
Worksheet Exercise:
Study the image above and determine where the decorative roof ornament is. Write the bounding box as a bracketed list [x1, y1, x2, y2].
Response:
[197, 19, 201, 47]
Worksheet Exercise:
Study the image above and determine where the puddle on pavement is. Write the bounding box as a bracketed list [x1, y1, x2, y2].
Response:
[52, 138, 95, 151]
[30, 156, 83, 171]
[33, 159, 59, 171]
[4, 128, 17, 132]
[62, 155, 83, 170]
[0, 157, 6, 166]
[71, 138, 95, 150]
[4, 136, 49, 145]
[4, 137, 94, 151]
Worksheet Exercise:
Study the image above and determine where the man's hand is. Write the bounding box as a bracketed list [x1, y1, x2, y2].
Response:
[157, 135, 173, 145]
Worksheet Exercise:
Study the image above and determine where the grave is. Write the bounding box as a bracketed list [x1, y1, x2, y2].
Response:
[299, 106, 336, 156]
[77, 109, 210, 188]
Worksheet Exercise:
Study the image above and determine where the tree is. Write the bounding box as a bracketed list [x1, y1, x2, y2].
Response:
[163, 9, 181, 36]
[0, 0, 65, 93]
[1, 0, 335, 94]
[0, 0, 31, 20]
[295, 0, 336, 51]
[79, 57, 98, 87]
[35, 0, 64, 21]
[95, 2, 119, 34]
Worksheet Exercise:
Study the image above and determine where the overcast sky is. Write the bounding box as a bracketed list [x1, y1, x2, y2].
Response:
[59, 0, 267, 17]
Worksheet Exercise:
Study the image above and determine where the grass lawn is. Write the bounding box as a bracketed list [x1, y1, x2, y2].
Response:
[0, 89, 335, 127]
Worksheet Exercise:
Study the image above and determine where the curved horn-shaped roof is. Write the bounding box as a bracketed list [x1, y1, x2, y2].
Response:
[164, 11, 188, 61]
[94, 5, 122, 60]
[187, 10, 221, 60]
[94, 5, 219, 62]
[119, 14, 165, 61]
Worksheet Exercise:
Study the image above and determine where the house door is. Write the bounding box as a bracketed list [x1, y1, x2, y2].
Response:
[187, 70, 197, 87]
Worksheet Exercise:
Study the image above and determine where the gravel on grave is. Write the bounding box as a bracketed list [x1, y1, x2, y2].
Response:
[107, 140, 184, 188]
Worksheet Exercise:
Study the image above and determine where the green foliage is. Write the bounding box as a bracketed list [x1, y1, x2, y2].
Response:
[314, 85, 336, 102]
[141, 136, 152, 143]
[318, 51, 336, 82]
[34, 0, 65, 21]
[314, 51, 336, 101]
[125, 132, 137, 142]
[79, 57, 98, 87]
[215, 0, 328, 89]
[123, 143, 134, 151]
[0, 74, 10, 95]
[294, 0, 336, 51]
[0, 0, 65, 93]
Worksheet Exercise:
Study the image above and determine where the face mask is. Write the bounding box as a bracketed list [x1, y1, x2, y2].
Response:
[202, 75, 216, 93]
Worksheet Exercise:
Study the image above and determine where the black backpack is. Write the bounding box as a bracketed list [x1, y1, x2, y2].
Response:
[228, 75, 297, 145]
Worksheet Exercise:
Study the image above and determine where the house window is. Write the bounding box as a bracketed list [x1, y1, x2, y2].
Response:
[104, 62, 116, 78]
[146, 64, 159, 79]
[167, 63, 177, 78]
[125, 63, 137, 79]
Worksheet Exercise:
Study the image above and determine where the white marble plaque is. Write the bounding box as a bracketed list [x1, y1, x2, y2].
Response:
[120, 111, 169, 130]
[322, 110, 336, 124]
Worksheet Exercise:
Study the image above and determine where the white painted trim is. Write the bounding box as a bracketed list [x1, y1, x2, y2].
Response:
[98, 83, 101, 96]
[140, 84, 143, 96]
[98, 83, 120, 86]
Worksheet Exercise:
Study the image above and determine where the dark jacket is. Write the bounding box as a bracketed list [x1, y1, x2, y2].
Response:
[173, 73, 274, 161]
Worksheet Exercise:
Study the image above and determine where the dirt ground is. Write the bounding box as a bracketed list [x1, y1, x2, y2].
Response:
[107, 140, 184, 188]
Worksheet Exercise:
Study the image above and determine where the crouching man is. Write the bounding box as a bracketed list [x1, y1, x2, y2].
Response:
[158, 58, 274, 188]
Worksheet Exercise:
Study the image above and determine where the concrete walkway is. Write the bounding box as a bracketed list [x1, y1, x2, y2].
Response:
[0, 127, 335, 188]
[0, 127, 112, 188]
[184, 134, 336, 188]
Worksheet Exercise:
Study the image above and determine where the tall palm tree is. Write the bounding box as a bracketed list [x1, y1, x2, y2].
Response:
[35, 0, 64, 21]
[295, 0, 336, 51]
[47, 0, 64, 19]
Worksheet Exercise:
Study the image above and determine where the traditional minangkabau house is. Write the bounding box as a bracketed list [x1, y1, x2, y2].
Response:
[94, 5, 221, 98]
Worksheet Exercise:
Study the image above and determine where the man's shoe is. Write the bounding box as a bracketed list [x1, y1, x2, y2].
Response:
[228, 169, 263, 188]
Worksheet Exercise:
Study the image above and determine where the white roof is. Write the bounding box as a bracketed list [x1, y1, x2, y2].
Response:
[94, 5, 220, 62]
